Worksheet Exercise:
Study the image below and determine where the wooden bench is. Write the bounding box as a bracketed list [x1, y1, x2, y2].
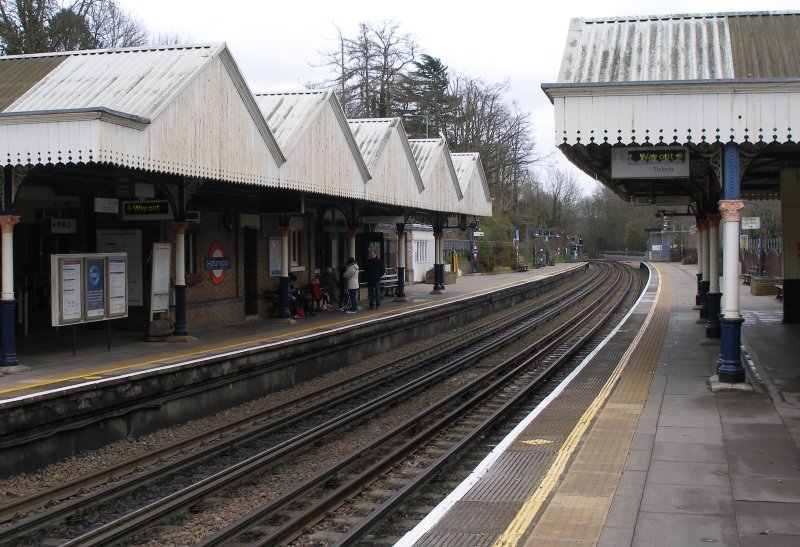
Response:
[514, 262, 529, 272]
[776, 284, 783, 301]
[743, 266, 758, 285]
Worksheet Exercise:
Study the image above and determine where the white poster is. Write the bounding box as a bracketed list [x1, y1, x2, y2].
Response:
[151, 243, 172, 315]
[269, 237, 281, 277]
[59, 258, 82, 323]
[108, 257, 128, 317]
[97, 229, 143, 306]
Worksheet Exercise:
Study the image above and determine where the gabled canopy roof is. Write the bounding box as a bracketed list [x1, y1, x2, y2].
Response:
[0, 43, 492, 219]
[0, 43, 285, 183]
[451, 153, 492, 216]
[408, 138, 463, 212]
[348, 117, 424, 206]
[254, 90, 371, 196]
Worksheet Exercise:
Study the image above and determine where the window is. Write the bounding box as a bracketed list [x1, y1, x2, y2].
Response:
[185, 232, 197, 274]
[291, 229, 302, 267]
[414, 240, 428, 263]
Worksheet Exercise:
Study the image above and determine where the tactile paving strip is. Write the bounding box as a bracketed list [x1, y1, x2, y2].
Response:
[522, 265, 670, 546]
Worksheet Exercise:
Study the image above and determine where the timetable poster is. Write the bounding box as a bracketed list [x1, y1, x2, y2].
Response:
[108, 257, 128, 317]
[60, 258, 82, 323]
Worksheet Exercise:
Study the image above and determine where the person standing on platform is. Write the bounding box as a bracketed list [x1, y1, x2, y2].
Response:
[471, 243, 479, 273]
[365, 249, 385, 309]
[343, 257, 360, 313]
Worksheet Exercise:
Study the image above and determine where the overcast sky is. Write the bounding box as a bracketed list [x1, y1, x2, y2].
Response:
[118, 0, 798, 194]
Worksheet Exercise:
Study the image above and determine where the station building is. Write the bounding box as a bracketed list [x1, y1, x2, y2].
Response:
[0, 43, 492, 367]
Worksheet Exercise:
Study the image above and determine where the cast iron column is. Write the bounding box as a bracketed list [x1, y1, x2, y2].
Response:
[432, 231, 444, 293]
[699, 218, 710, 319]
[705, 213, 721, 338]
[172, 221, 189, 336]
[717, 141, 746, 383]
[395, 224, 406, 299]
[0, 215, 20, 366]
[278, 225, 291, 319]
[695, 218, 705, 307]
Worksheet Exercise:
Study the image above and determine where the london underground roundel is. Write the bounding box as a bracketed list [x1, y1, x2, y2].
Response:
[204, 242, 231, 285]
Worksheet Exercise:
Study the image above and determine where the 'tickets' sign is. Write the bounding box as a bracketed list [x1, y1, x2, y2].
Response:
[204, 242, 231, 285]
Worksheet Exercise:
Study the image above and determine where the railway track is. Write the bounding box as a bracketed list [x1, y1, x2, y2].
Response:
[0, 262, 640, 545]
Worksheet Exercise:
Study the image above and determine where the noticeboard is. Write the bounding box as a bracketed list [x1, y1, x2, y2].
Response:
[51, 253, 129, 327]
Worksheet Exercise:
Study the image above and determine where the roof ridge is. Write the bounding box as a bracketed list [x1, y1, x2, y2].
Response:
[582, 11, 799, 24]
[0, 43, 221, 61]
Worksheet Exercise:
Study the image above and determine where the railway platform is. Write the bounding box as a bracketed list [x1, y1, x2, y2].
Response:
[0, 263, 580, 400]
[398, 261, 800, 547]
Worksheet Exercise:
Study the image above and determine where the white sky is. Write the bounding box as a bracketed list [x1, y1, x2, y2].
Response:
[118, 0, 798, 195]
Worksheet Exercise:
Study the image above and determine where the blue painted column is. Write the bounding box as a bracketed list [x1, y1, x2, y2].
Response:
[698, 219, 710, 319]
[717, 142, 746, 383]
[278, 225, 292, 319]
[705, 213, 722, 338]
[695, 218, 704, 307]
[395, 224, 406, 299]
[172, 221, 189, 336]
[432, 230, 445, 293]
[0, 215, 20, 366]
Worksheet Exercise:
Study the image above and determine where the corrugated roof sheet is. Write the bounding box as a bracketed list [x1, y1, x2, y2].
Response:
[408, 138, 441, 178]
[1, 44, 222, 119]
[451, 152, 479, 193]
[558, 11, 800, 83]
[254, 91, 328, 152]
[347, 118, 396, 169]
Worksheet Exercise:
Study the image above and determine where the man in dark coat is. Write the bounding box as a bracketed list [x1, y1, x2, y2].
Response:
[364, 249, 385, 309]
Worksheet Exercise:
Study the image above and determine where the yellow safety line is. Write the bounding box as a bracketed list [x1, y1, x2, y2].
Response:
[493, 265, 662, 546]
[0, 273, 560, 396]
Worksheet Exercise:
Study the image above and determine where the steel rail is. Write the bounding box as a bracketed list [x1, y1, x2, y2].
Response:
[60, 267, 610, 546]
[0, 268, 594, 528]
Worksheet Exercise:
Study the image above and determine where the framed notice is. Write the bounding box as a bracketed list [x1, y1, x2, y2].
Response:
[107, 257, 128, 317]
[50, 253, 129, 327]
[57, 258, 83, 324]
[269, 237, 281, 277]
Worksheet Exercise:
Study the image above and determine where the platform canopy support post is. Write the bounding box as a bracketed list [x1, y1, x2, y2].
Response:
[698, 217, 710, 320]
[432, 228, 445, 294]
[278, 221, 291, 319]
[705, 212, 722, 338]
[172, 221, 189, 337]
[717, 142, 746, 384]
[0, 214, 20, 366]
[395, 223, 407, 299]
[695, 217, 705, 308]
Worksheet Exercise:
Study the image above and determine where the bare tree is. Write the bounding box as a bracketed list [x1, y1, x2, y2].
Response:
[544, 169, 580, 228]
[315, 20, 417, 118]
[87, 0, 147, 48]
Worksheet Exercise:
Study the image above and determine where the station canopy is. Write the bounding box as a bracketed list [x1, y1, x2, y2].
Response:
[541, 11, 800, 208]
